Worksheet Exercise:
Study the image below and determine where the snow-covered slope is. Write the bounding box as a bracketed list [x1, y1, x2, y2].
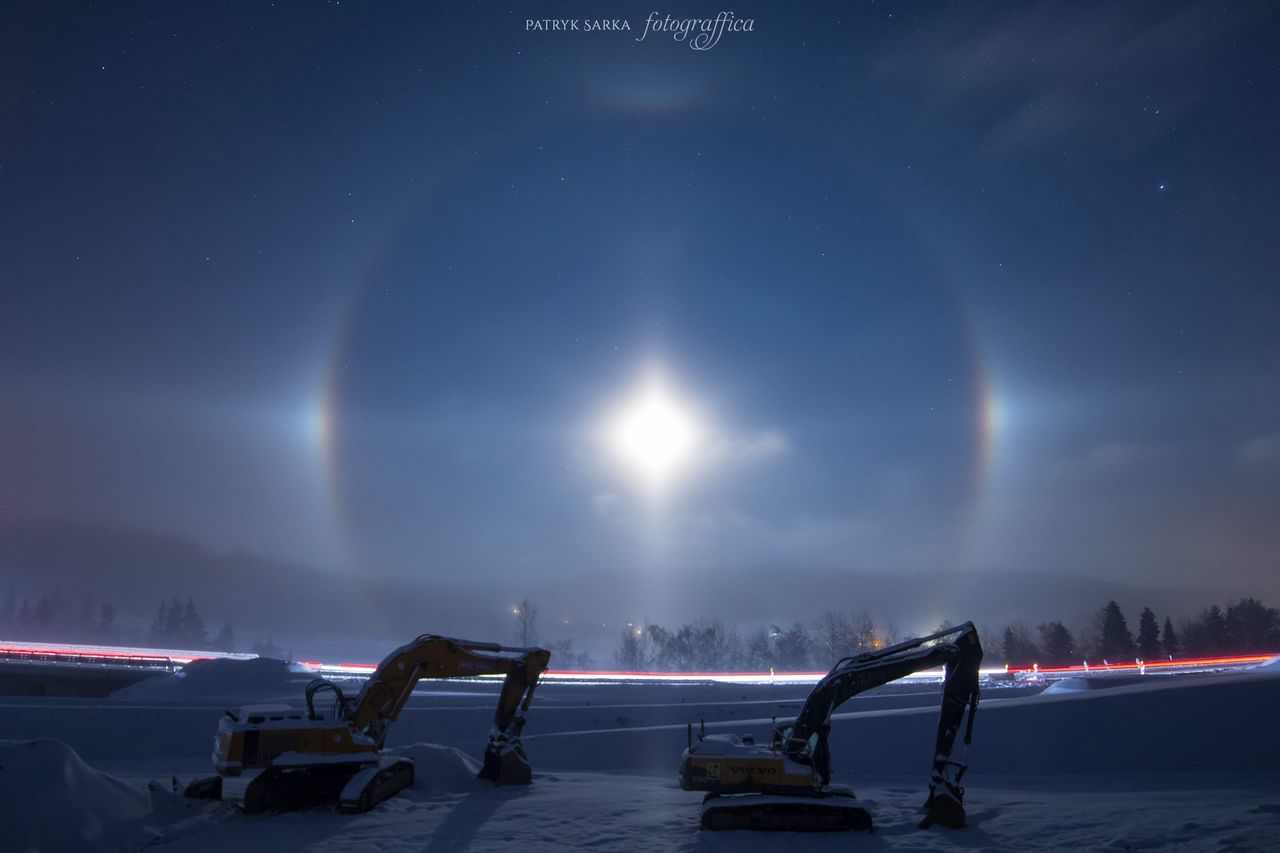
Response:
[2, 667, 1278, 851]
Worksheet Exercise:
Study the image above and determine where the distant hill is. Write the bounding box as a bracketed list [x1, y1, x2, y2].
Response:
[0, 518, 1258, 662]
[0, 519, 478, 656]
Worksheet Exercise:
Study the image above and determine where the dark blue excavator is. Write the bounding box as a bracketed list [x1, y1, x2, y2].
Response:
[680, 622, 983, 831]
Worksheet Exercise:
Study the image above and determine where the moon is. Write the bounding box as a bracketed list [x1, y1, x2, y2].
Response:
[603, 372, 706, 493]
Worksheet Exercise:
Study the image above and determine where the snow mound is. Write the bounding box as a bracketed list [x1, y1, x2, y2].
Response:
[1042, 676, 1098, 694]
[387, 742, 484, 794]
[111, 657, 311, 703]
[0, 739, 149, 853]
[1042, 675, 1150, 693]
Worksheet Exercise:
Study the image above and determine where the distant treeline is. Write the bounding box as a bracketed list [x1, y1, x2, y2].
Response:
[0, 588, 120, 645]
[995, 598, 1280, 668]
[5, 586, 1276, 672]
[608, 598, 1280, 672]
[0, 589, 284, 657]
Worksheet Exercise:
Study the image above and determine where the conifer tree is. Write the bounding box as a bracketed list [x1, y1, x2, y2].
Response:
[0, 589, 16, 628]
[16, 599, 33, 632]
[1037, 621, 1077, 666]
[163, 597, 184, 643]
[252, 637, 283, 658]
[77, 595, 96, 642]
[1161, 616, 1179, 658]
[1193, 605, 1228, 654]
[97, 603, 116, 642]
[1224, 598, 1279, 652]
[1136, 607, 1161, 660]
[148, 601, 169, 645]
[1097, 601, 1135, 661]
[1000, 623, 1040, 666]
[34, 595, 54, 638]
[213, 622, 236, 653]
[179, 599, 207, 648]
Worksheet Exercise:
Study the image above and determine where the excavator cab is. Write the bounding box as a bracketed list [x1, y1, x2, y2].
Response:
[771, 724, 816, 756]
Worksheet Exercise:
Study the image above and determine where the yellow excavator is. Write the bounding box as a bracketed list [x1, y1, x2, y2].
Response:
[184, 634, 551, 813]
[679, 622, 982, 832]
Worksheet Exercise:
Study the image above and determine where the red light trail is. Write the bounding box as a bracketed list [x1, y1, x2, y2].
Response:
[1, 640, 1275, 684]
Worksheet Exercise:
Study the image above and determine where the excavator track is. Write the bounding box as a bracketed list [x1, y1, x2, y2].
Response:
[339, 756, 415, 813]
[203, 756, 414, 814]
[701, 787, 873, 832]
[233, 762, 378, 813]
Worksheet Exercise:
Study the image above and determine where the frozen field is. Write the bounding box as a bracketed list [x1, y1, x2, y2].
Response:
[3, 660, 1279, 852]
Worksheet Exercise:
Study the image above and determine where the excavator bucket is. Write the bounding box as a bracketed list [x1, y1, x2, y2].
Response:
[183, 775, 222, 800]
[478, 740, 533, 785]
[919, 789, 966, 830]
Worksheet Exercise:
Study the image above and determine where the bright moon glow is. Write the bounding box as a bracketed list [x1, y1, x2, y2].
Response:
[604, 375, 705, 492]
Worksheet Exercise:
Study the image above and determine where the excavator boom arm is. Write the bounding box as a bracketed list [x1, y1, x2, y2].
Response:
[783, 622, 982, 797]
[348, 635, 550, 747]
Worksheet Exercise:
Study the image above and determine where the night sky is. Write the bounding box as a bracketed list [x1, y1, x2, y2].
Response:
[3, 2, 1278, 620]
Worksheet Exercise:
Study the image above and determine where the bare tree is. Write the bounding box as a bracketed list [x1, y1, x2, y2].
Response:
[883, 621, 902, 646]
[614, 624, 651, 670]
[691, 618, 741, 671]
[852, 609, 878, 650]
[924, 619, 955, 647]
[547, 637, 593, 670]
[743, 627, 774, 671]
[775, 622, 813, 670]
[513, 597, 539, 646]
[813, 610, 853, 668]
[649, 624, 698, 671]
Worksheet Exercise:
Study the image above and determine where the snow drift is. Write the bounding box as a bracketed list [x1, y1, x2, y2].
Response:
[111, 656, 313, 703]
[0, 739, 150, 853]
[388, 742, 486, 794]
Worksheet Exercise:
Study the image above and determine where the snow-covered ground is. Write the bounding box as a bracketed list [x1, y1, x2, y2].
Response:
[3, 660, 1279, 852]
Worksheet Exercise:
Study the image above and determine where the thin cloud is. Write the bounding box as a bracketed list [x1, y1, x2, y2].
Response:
[873, 0, 1260, 153]
[1236, 433, 1280, 469]
[592, 492, 620, 517]
[736, 429, 791, 459]
[1086, 441, 1164, 470]
[707, 428, 791, 464]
